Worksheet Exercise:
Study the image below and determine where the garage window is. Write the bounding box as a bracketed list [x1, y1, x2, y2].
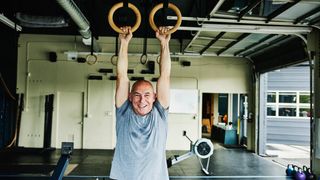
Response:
[279, 92, 296, 103]
[278, 106, 296, 117]
[266, 91, 310, 118]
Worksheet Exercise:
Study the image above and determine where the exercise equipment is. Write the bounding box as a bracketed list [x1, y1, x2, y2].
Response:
[86, 33, 98, 65]
[140, 0, 150, 65]
[86, 54, 97, 65]
[167, 131, 214, 175]
[111, 37, 118, 66]
[286, 164, 294, 176]
[306, 168, 316, 180]
[149, 2, 182, 34]
[108, 2, 141, 33]
[51, 142, 74, 180]
[303, 166, 316, 180]
[295, 167, 306, 180]
[292, 165, 298, 177]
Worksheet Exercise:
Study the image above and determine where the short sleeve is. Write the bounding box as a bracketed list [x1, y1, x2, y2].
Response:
[154, 100, 169, 121]
[116, 99, 130, 117]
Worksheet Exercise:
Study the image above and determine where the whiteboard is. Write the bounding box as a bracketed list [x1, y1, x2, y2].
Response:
[169, 89, 198, 114]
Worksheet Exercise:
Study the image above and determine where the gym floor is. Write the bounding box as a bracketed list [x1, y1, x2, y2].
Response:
[0, 142, 289, 180]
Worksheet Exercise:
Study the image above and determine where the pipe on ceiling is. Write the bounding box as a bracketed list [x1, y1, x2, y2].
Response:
[0, 14, 22, 31]
[56, 0, 101, 51]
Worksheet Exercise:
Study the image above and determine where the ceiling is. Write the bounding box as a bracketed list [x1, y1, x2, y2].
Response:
[1, 0, 320, 72]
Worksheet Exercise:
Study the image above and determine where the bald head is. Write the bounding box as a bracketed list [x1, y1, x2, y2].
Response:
[131, 80, 154, 93]
[129, 80, 156, 116]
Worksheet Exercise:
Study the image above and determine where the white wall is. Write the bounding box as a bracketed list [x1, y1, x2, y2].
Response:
[17, 34, 252, 150]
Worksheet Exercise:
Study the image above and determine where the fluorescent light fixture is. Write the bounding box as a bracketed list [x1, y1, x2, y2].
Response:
[178, 24, 312, 34]
[0, 14, 22, 31]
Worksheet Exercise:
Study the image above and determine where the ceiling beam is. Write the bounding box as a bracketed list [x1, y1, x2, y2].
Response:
[309, 15, 320, 25]
[266, 0, 301, 23]
[199, 32, 225, 55]
[169, 15, 299, 26]
[178, 24, 312, 34]
[238, 0, 262, 21]
[183, 31, 201, 52]
[209, 0, 226, 17]
[216, 33, 250, 56]
[294, 6, 320, 24]
[0, 14, 22, 31]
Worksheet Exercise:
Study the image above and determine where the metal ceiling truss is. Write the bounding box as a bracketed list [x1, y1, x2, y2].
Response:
[177, 0, 316, 59]
[199, 32, 226, 55]
[309, 16, 320, 25]
[183, 31, 200, 52]
[266, 0, 301, 23]
[294, 6, 320, 24]
[238, 0, 262, 22]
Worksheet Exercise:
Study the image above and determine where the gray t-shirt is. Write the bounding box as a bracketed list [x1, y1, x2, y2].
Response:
[110, 100, 169, 180]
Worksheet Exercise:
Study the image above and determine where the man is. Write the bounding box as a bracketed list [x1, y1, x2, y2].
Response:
[109, 26, 171, 180]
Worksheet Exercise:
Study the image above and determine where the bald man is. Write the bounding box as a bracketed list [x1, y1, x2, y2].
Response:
[109, 26, 171, 180]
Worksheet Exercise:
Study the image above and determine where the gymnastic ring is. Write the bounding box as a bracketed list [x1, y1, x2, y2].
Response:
[149, 3, 182, 34]
[86, 54, 98, 65]
[156, 55, 161, 64]
[108, 2, 141, 33]
[111, 55, 118, 66]
[140, 54, 148, 65]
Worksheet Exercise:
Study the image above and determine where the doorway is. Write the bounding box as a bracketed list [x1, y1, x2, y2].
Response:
[201, 93, 214, 138]
[201, 93, 247, 147]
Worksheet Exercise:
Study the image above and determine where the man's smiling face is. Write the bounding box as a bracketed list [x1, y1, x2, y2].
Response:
[129, 80, 156, 116]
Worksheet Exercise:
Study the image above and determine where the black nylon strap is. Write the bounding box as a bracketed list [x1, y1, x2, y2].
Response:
[115, 37, 118, 56]
[90, 33, 94, 55]
[123, 0, 128, 8]
[163, 0, 168, 9]
[143, 0, 149, 56]
[161, 0, 169, 25]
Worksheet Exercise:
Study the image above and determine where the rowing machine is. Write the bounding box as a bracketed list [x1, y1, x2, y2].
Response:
[167, 131, 214, 175]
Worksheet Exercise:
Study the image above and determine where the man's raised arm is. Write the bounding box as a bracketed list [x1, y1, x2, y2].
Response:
[115, 27, 132, 108]
[156, 27, 171, 109]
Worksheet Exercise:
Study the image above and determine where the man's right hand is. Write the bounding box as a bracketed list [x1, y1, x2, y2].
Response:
[119, 26, 133, 45]
[156, 26, 171, 45]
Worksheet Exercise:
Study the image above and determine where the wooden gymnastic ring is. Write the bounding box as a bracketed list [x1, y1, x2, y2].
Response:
[86, 54, 98, 65]
[156, 55, 161, 64]
[108, 2, 141, 33]
[149, 3, 182, 34]
[111, 55, 118, 66]
[140, 54, 148, 65]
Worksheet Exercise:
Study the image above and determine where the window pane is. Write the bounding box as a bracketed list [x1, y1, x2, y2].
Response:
[267, 106, 276, 116]
[299, 108, 310, 117]
[279, 92, 296, 103]
[267, 92, 276, 103]
[279, 106, 296, 117]
[300, 94, 310, 103]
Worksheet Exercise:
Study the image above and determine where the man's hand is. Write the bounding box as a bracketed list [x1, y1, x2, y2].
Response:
[156, 26, 171, 45]
[119, 26, 133, 45]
